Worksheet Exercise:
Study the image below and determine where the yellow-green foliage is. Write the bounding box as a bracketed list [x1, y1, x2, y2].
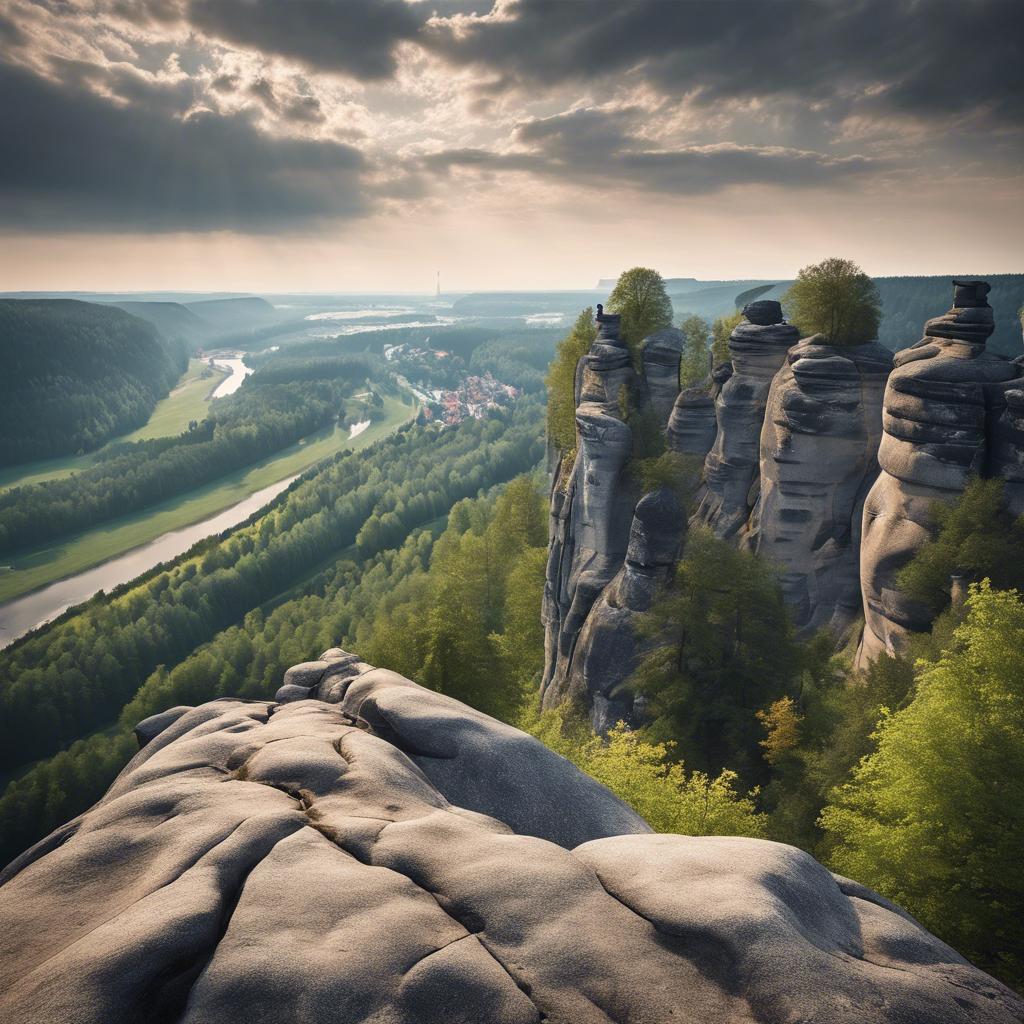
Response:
[783, 256, 881, 345]
[607, 267, 673, 360]
[679, 314, 711, 388]
[545, 307, 596, 453]
[896, 477, 1024, 615]
[519, 703, 768, 837]
[711, 310, 742, 365]
[820, 581, 1024, 986]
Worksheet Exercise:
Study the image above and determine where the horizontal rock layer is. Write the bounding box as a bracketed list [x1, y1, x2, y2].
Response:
[1, 649, 1020, 1023]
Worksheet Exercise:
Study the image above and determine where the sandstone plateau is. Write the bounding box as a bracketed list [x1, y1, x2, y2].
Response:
[0, 648, 1020, 1023]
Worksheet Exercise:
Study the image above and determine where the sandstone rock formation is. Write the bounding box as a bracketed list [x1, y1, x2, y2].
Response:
[747, 336, 893, 636]
[858, 281, 1024, 663]
[542, 310, 689, 727]
[696, 300, 800, 537]
[1, 649, 1020, 1023]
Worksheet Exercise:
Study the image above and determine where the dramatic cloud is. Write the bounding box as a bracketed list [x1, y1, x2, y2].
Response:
[424, 106, 879, 196]
[427, 0, 1024, 135]
[187, 0, 428, 79]
[0, 0, 1020, 287]
[0, 59, 368, 231]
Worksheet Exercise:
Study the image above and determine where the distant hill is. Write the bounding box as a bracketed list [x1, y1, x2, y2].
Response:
[108, 300, 212, 349]
[0, 299, 187, 466]
[184, 296, 278, 332]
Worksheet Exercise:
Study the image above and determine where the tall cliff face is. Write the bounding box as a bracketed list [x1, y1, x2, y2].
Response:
[858, 281, 1024, 664]
[695, 301, 800, 537]
[747, 336, 893, 636]
[2, 648, 1020, 1024]
[542, 311, 687, 729]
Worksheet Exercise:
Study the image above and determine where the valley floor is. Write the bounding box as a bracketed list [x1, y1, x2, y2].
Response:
[0, 359, 229, 492]
[0, 393, 414, 606]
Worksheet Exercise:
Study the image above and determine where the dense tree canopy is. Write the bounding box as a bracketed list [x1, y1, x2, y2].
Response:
[545, 307, 596, 454]
[783, 257, 881, 346]
[821, 582, 1024, 986]
[607, 267, 673, 357]
[0, 299, 187, 465]
[897, 477, 1024, 615]
[0, 353, 381, 555]
[631, 527, 801, 781]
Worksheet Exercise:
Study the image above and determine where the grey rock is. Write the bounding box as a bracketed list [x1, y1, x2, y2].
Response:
[640, 326, 685, 425]
[2, 654, 1019, 1024]
[742, 298, 784, 325]
[273, 683, 315, 704]
[696, 315, 800, 537]
[858, 281, 1024, 664]
[667, 386, 717, 460]
[747, 336, 892, 635]
[282, 659, 330, 689]
[133, 705, 191, 748]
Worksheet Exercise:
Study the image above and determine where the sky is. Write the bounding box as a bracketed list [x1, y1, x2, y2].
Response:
[0, 0, 1022, 293]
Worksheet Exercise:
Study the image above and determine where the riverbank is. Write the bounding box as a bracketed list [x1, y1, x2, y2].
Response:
[0, 393, 414, 610]
[0, 359, 228, 493]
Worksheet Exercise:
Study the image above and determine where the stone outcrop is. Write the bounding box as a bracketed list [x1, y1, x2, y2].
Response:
[542, 310, 690, 728]
[695, 301, 800, 537]
[858, 281, 1024, 663]
[747, 336, 893, 636]
[2, 649, 1020, 1024]
[561, 487, 683, 732]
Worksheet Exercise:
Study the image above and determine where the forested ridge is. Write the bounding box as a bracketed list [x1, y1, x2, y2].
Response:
[0, 300, 188, 465]
[0, 400, 543, 790]
[0, 353, 384, 554]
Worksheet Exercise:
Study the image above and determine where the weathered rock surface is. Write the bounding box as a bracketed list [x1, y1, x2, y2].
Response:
[747, 336, 892, 635]
[858, 281, 1024, 663]
[667, 385, 718, 460]
[696, 301, 800, 537]
[542, 309, 691, 721]
[562, 488, 683, 732]
[2, 650, 1020, 1023]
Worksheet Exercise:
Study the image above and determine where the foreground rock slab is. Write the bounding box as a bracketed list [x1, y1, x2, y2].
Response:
[1, 650, 1020, 1023]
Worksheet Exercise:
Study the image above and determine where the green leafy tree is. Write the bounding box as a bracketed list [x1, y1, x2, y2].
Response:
[607, 267, 673, 358]
[630, 527, 800, 780]
[519, 704, 767, 837]
[679, 314, 711, 388]
[821, 581, 1024, 987]
[897, 477, 1024, 615]
[711, 310, 742, 365]
[545, 307, 596, 455]
[783, 257, 881, 345]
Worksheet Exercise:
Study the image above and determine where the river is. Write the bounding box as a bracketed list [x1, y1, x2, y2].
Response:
[0, 475, 298, 649]
[210, 356, 253, 398]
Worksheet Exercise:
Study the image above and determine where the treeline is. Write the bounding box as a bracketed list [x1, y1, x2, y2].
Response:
[0, 355, 379, 555]
[623, 477, 1024, 987]
[875, 274, 1024, 355]
[0, 400, 544, 778]
[0, 299, 188, 466]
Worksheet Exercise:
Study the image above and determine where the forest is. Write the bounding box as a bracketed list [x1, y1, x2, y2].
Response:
[2, 275, 1023, 990]
[0, 352, 382, 554]
[0, 300, 188, 465]
[0, 400, 545, 860]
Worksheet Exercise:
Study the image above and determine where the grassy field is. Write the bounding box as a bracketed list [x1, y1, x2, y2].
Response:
[0, 394, 415, 604]
[0, 359, 228, 493]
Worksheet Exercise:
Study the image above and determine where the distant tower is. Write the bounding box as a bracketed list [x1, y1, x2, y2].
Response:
[435, 270, 441, 297]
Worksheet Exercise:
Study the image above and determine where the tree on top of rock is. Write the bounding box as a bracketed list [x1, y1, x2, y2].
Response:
[783, 257, 881, 346]
[607, 267, 673, 356]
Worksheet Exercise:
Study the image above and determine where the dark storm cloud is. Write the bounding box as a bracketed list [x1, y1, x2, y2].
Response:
[423, 107, 878, 195]
[426, 0, 1024, 131]
[0, 59, 368, 232]
[186, 0, 428, 79]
